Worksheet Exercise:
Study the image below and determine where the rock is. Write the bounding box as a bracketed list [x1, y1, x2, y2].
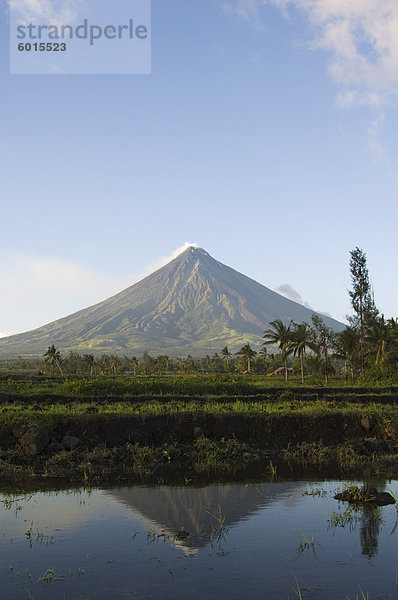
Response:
[13, 421, 28, 439]
[376, 492, 396, 506]
[62, 435, 80, 450]
[19, 425, 49, 456]
[361, 416, 377, 432]
[47, 442, 64, 453]
[334, 485, 395, 506]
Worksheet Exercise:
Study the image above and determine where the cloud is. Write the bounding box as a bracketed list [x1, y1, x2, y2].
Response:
[275, 283, 334, 318]
[0, 332, 12, 339]
[9, 0, 82, 25]
[0, 253, 125, 335]
[222, 0, 398, 106]
[274, 283, 313, 308]
[142, 242, 200, 275]
[0, 245, 201, 335]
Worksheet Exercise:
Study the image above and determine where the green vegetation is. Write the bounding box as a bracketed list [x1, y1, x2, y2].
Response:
[1, 383, 398, 483]
[0, 248, 396, 485]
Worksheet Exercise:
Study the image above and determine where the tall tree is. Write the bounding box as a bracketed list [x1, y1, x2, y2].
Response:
[348, 247, 378, 376]
[43, 344, 64, 378]
[310, 314, 336, 385]
[291, 322, 312, 384]
[131, 356, 139, 376]
[83, 353, 95, 377]
[236, 343, 257, 373]
[221, 346, 232, 366]
[263, 319, 293, 382]
[333, 327, 360, 380]
[366, 315, 397, 374]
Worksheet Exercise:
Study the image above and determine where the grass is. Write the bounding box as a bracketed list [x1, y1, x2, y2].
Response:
[1, 395, 398, 430]
[296, 531, 318, 554]
[1, 375, 398, 483]
[0, 373, 397, 399]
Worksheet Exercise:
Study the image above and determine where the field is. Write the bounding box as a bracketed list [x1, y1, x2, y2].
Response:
[1, 374, 398, 484]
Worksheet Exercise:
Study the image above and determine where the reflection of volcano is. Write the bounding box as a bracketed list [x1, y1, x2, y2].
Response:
[107, 482, 306, 553]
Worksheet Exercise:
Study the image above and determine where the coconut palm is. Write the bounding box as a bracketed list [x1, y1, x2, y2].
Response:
[366, 315, 397, 374]
[83, 353, 95, 377]
[43, 344, 64, 378]
[310, 314, 336, 385]
[333, 327, 360, 380]
[291, 322, 312, 384]
[263, 319, 293, 381]
[236, 343, 257, 373]
[131, 356, 139, 376]
[221, 346, 232, 366]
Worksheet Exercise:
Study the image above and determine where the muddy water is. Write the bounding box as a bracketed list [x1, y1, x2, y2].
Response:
[1, 477, 398, 599]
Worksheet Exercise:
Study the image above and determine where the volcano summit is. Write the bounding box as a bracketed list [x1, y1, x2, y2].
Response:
[0, 246, 343, 357]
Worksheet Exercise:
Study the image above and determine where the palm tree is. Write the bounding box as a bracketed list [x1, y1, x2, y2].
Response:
[221, 346, 232, 369]
[291, 322, 312, 384]
[333, 327, 359, 380]
[366, 315, 395, 374]
[263, 320, 293, 382]
[310, 314, 336, 385]
[83, 353, 95, 377]
[131, 356, 139, 376]
[258, 346, 268, 372]
[43, 344, 64, 378]
[236, 343, 257, 373]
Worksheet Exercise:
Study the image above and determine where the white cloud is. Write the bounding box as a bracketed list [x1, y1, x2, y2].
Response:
[0, 245, 201, 335]
[0, 253, 124, 335]
[0, 332, 12, 338]
[222, 0, 398, 106]
[274, 283, 313, 308]
[142, 242, 200, 275]
[274, 283, 332, 317]
[9, 0, 82, 25]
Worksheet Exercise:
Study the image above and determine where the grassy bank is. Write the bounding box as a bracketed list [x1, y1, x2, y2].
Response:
[1, 374, 398, 399]
[1, 378, 398, 484]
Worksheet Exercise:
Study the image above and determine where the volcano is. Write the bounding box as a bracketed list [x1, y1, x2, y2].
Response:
[0, 246, 344, 357]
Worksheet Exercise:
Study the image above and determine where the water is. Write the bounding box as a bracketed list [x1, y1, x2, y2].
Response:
[1, 478, 398, 599]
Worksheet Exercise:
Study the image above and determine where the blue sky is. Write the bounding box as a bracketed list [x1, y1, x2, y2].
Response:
[0, 0, 397, 335]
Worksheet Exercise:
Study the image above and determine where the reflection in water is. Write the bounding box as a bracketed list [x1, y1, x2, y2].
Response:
[360, 506, 381, 558]
[1, 479, 398, 600]
[108, 482, 304, 553]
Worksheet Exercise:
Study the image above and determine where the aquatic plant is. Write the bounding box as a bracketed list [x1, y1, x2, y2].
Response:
[267, 459, 277, 478]
[296, 531, 318, 554]
[208, 505, 229, 545]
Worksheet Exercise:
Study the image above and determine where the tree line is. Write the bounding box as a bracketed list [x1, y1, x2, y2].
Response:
[1, 247, 396, 382]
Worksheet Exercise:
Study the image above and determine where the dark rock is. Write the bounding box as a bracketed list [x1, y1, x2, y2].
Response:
[19, 425, 49, 456]
[12, 421, 28, 439]
[62, 435, 80, 450]
[376, 492, 396, 506]
[361, 416, 377, 431]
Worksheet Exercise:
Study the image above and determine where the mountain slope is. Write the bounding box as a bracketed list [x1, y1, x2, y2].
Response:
[0, 246, 344, 357]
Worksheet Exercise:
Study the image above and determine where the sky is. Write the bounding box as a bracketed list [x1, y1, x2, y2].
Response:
[0, 0, 397, 336]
